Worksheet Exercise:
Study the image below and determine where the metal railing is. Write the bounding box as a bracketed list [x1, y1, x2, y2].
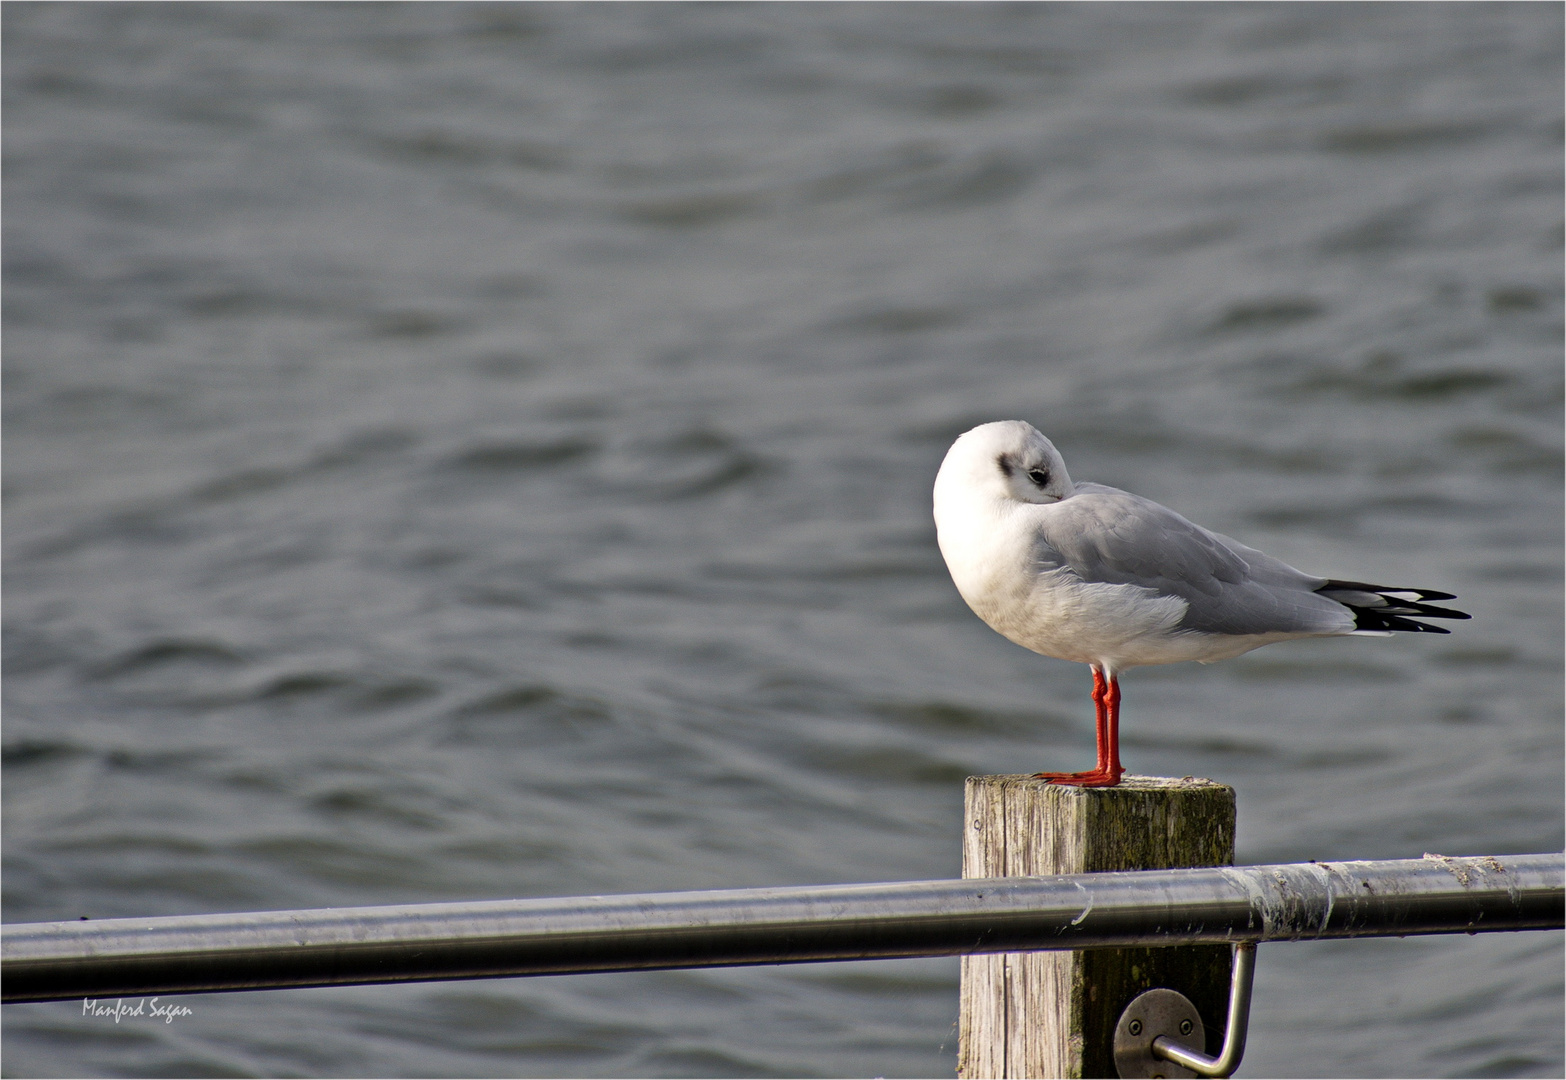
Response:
[3, 852, 1560, 1004]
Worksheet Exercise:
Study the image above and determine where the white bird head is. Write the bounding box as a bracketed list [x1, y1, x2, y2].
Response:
[934, 421, 1075, 513]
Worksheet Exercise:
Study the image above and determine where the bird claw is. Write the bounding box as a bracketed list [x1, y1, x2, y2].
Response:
[1031, 769, 1124, 788]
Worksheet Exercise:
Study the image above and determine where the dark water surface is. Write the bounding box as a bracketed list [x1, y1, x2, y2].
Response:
[4, 4, 1562, 1077]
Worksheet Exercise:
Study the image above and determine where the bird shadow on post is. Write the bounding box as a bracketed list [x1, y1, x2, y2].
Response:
[959, 775, 1237, 1079]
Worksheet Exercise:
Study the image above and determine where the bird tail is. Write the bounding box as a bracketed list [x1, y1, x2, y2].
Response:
[1315, 580, 1471, 634]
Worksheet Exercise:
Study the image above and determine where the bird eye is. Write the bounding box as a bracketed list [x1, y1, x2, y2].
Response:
[1027, 468, 1050, 487]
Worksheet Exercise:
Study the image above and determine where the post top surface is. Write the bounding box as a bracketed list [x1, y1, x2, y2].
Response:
[968, 774, 1234, 794]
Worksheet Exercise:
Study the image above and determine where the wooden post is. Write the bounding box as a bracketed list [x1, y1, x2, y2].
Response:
[958, 775, 1236, 1079]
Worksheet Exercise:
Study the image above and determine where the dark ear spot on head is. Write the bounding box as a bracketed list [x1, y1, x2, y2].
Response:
[996, 454, 1015, 478]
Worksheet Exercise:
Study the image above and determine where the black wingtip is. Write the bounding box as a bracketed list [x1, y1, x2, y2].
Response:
[1415, 604, 1471, 621]
[1358, 612, 1454, 633]
[1317, 580, 1469, 633]
[1321, 580, 1459, 603]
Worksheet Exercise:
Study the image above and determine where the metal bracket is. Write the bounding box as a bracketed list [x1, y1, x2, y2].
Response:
[1113, 942, 1256, 1079]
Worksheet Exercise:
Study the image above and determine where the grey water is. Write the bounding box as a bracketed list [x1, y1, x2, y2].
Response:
[3, 4, 1561, 1077]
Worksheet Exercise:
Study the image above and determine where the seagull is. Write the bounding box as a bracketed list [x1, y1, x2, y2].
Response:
[932, 421, 1469, 787]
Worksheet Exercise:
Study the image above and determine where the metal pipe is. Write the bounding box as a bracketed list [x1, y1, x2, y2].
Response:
[4, 852, 1560, 1004]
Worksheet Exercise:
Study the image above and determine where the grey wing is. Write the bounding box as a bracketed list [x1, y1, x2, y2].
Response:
[1038, 484, 1353, 636]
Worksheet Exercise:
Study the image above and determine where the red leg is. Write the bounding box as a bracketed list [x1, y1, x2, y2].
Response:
[1103, 674, 1124, 782]
[1093, 668, 1111, 766]
[1033, 667, 1125, 787]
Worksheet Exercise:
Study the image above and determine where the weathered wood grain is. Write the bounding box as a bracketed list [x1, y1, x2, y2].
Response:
[958, 774, 1236, 1079]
